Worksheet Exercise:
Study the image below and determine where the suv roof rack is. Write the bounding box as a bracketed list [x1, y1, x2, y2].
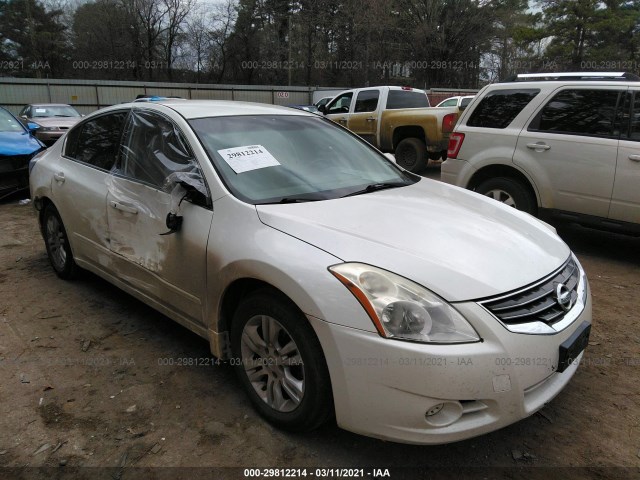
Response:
[501, 72, 640, 82]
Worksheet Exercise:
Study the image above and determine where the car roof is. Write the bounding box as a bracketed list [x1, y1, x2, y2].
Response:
[105, 100, 316, 120]
[29, 103, 74, 107]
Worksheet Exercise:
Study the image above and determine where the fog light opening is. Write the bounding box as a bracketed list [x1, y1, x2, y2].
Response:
[426, 403, 444, 417]
[424, 401, 464, 427]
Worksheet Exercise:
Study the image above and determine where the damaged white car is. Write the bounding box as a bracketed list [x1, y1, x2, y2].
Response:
[29, 100, 592, 444]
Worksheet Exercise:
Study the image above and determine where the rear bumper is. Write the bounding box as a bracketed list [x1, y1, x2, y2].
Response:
[440, 158, 475, 187]
[35, 131, 65, 144]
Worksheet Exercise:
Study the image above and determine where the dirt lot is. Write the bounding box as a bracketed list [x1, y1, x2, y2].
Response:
[0, 190, 639, 479]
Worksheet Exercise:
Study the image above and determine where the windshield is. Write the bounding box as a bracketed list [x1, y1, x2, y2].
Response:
[190, 115, 416, 204]
[0, 109, 26, 133]
[31, 105, 81, 118]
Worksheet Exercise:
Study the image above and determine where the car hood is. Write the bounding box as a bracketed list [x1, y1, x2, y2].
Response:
[29, 117, 80, 128]
[256, 179, 570, 302]
[0, 131, 43, 155]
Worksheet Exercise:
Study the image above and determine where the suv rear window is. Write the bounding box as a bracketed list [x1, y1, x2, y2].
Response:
[467, 89, 539, 129]
[386, 90, 430, 109]
[528, 89, 623, 138]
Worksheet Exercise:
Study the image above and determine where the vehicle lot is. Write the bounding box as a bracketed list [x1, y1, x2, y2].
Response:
[0, 185, 639, 476]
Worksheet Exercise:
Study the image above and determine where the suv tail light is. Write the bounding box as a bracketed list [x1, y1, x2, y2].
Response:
[447, 133, 465, 159]
[442, 113, 457, 133]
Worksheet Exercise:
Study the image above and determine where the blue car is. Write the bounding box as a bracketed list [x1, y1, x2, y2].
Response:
[0, 106, 45, 199]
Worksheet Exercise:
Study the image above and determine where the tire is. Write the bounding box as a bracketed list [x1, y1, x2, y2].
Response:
[230, 289, 333, 432]
[42, 204, 78, 279]
[394, 137, 426, 173]
[476, 177, 537, 216]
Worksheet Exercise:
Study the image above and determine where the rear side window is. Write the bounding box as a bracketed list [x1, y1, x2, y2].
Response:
[65, 112, 128, 170]
[529, 89, 623, 137]
[386, 90, 430, 109]
[354, 90, 380, 113]
[467, 89, 540, 129]
[621, 92, 640, 141]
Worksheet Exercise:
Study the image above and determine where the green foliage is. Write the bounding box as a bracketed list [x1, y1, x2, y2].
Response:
[1, 0, 639, 86]
[0, 0, 68, 76]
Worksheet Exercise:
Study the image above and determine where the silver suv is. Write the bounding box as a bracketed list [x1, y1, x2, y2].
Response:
[442, 72, 640, 234]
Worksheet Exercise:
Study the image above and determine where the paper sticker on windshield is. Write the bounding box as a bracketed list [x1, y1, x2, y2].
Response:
[35, 108, 47, 113]
[218, 145, 280, 173]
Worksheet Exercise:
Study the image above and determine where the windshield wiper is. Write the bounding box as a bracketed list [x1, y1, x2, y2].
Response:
[341, 182, 411, 198]
[259, 196, 326, 205]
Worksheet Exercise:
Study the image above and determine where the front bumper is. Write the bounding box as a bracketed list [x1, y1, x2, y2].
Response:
[309, 286, 592, 445]
[0, 154, 35, 198]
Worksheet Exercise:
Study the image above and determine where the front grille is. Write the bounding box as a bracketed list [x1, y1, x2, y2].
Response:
[481, 258, 580, 327]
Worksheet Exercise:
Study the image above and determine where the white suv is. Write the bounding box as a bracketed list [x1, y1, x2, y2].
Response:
[442, 72, 640, 234]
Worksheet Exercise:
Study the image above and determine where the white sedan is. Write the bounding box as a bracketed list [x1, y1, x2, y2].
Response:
[29, 100, 591, 444]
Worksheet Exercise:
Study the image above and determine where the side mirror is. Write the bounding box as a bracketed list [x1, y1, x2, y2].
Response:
[318, 104, 327, 114]
[458, 104, 468, 111]
[21, 115, 28, 120]
[27, 122, 40, 131]
[178, 179, 208, 207]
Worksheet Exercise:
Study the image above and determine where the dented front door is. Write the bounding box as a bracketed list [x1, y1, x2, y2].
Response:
[106, 110, 212, 326]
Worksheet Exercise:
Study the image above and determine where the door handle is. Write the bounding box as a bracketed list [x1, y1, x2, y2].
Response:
[629, 154, 640, 162]
[53, 172, 65, 183]
[109, 200, 138, 215]
[366, 117, 375, 122]
[526, 143, 551, 151]
[339, 117, 348, 124]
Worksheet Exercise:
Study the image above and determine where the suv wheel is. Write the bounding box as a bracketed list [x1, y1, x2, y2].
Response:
[476, 177, 536, 215]
[394, 138, 426, 173]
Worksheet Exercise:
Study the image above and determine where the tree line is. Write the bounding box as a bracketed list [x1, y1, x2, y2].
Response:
[1, 0, 639, 89]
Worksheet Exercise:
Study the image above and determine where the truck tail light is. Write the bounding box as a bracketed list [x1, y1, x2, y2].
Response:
[447, 133, 465, 159]
[442, 113, 457, 133]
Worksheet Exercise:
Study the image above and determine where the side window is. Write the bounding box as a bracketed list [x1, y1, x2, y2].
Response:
[119, 110, 197, 189]
[326, 93, 353, 114]
[386, 90, 430, 109]
[460, 97, 473, 108]
[65, 112, 128, 170]
[354, 90, 380, 113]
[529, 89, 623, 137]
[440, 99, 457, 107]
[467, 89, 540, 129]
[621, 92, 640, 141]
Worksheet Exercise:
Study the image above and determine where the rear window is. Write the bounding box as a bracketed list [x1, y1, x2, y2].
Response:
[528, 89, 623, 138]
[467, 89, 539, 129]
[386, 90, 430, 109]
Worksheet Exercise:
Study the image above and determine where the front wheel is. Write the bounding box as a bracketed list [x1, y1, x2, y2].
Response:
[230, 290, 333, 432]
[394, 137, 426, 173]
[42, 204, 78, 279]
[476, 177, 537, 215]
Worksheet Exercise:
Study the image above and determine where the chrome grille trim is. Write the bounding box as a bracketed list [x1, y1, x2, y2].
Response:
[478, 256, 587, 334]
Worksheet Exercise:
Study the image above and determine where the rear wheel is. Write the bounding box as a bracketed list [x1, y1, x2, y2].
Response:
[394, 137, 426, 173]
[476, 177, 537, 215]
[230, 290, 333, 432]
[42, 204, 78, 279]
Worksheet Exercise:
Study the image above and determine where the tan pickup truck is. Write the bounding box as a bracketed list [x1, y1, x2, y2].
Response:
[318, 86, 458, 172]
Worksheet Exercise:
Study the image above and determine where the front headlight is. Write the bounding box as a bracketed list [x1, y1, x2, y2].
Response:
[329, 263, 480, 344]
